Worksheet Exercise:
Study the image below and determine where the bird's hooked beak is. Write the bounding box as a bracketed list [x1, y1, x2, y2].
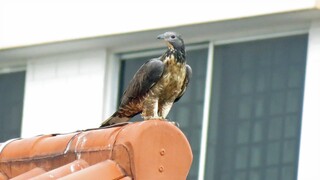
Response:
[157, 33, 175, 50]
[157, 33, 165, 40]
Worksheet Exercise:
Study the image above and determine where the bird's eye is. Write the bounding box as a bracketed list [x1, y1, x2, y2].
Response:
[171, 35, 176, 39]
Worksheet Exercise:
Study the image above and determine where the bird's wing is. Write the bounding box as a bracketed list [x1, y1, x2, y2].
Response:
[174, 64, 192, 102]
[120, 58, 165, 106]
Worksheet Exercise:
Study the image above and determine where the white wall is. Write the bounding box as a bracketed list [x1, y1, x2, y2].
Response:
[21, 50, 107, 137]
[0, 1, 317, 49]
[298, 20, 320, 180]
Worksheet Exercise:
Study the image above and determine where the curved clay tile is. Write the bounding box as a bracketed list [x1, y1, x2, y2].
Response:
[0, 120, 192, 179]
[59, 160, 127, 180]
[0, 171, 7, 180]
[31, 159, 88, 180]
[11, 168, 46, 180]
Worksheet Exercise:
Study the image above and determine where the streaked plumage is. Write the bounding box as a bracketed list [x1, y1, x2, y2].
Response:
[101, 32, 192, 127]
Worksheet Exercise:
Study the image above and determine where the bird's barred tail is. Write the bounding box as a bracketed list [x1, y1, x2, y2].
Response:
[100, 113, 130, 127]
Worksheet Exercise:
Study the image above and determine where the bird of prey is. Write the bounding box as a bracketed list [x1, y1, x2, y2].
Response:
[100, 32, 192, 127]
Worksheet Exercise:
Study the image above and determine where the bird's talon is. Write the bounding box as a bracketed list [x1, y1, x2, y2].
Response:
[169, 121, 180, 127]
[144, 116, 165, 121]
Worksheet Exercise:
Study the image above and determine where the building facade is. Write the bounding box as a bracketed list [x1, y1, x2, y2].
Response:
[1, 3, 320, 180]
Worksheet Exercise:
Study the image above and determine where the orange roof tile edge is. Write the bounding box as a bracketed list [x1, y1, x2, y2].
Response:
[59, 160, 128, 180]
[0, 120, 193, 179]
[11, 168, 46, 180]
[31, 159, 89, 180]
[0, 171, 8, 180]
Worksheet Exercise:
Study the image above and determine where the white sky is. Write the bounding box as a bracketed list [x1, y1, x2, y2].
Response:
[0, 0, 317, 49]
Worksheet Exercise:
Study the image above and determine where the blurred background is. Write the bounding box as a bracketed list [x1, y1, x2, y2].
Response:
[1, 1, 320, 179]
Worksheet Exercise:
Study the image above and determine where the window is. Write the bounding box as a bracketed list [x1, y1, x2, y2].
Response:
[119, 46, 208, 180]
[0, 71, 26, 142]
[205, 35, 308, 180]
[117, 34, 308, 180]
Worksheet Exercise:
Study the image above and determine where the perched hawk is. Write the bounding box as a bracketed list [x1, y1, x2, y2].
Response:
[101, 32, 192, 127]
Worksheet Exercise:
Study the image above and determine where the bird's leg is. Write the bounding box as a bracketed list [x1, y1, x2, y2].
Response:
[159, 102, 180, 126]
[141, 97, 161, 120]
[158, 102, 173, 119]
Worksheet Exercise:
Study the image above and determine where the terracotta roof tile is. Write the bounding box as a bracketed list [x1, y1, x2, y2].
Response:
[11, 168, 46, 180]
[59, 160, 127, 180]
[31, 159, 88, 180]
[0, 171, 8, 180]
[0, 120, 193, 179]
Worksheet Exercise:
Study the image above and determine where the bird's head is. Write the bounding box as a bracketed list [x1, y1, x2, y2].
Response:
[157, 32, 185, 51]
